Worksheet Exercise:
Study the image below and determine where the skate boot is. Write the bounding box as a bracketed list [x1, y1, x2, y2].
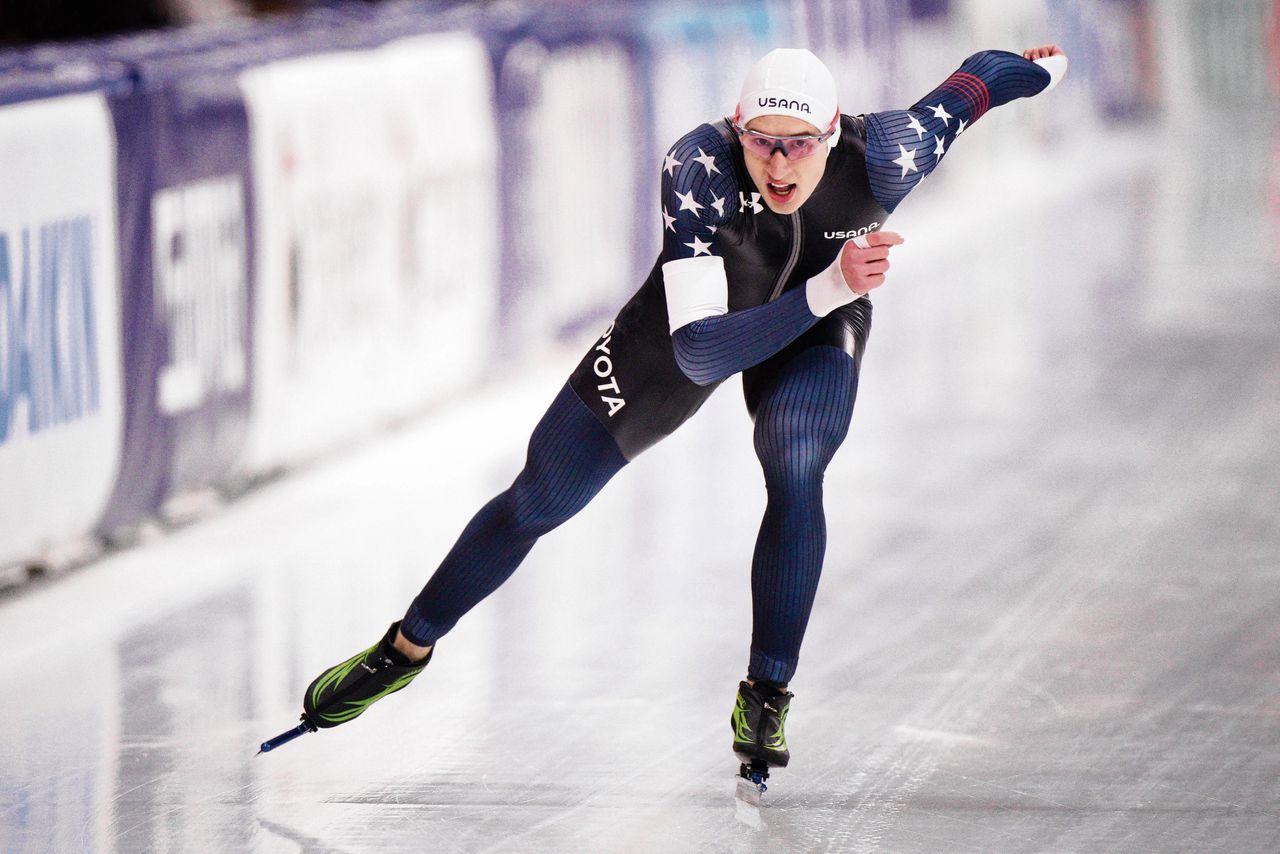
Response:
[302, 621, 430, 728]
[731, 680, 793, 793]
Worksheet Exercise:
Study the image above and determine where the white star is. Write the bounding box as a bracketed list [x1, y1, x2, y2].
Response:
[662, 206, 676, 232]
[675, 189, 703, 216]
[929, 103, 953, 125]
[955, 117, 967, 135]
[692, 148, 720, 176]
[708, 225, 718, 234]
[892, 143, 919, 178]
[932, 135, 946, 158]
[739, 191, 764, 214]
[905, 114, 927, 139]
[684, 235, 713, 256]
[710, 194, 725, 218]
[663, 152, 682, 175]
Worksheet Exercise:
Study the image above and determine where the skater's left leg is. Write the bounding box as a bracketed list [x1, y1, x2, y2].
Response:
[729, 344, 858, 769]
[748, 343, 858, 686]
[731, 302, 869, 773]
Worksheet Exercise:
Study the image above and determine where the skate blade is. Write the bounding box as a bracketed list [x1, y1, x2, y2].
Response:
[258, 716, 318, 755]
[734, 778, 764, 828]
[735, 776, 764, 806]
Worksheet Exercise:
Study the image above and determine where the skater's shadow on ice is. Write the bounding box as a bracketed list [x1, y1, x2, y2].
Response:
[328, 780, 582, 808]
[258, 817, 354, 854]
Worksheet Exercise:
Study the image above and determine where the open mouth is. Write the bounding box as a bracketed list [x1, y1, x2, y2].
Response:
[765, 181, 797, 204]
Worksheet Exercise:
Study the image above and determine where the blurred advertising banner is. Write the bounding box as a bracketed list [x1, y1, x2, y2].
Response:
[239, 31, 498, 472]
[492, 2, 788, 348]
[494, 35, 643, 346]
[1139, 0, 1279, 332]
[0, 93, 123, 568]
[99, 58, 255, 535]
[636, 1, 793, 271]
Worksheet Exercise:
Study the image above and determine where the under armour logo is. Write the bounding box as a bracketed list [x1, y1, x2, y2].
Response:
[739, 191, 764, 214]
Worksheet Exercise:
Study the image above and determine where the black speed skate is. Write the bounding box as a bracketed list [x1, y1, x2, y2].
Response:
[303, 621, 430, 728]
[258, 621, 430, 754]
[731, 680, 793, 795]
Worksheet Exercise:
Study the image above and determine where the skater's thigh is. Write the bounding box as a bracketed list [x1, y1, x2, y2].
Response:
[521, 383, 629, 489]
[742, 298, 872, 422]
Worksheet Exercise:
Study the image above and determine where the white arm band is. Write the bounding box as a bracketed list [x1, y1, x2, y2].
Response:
[663, 256, 729, 333]
[1034, 54, 1068, 93]
[805, 234, 867, 316]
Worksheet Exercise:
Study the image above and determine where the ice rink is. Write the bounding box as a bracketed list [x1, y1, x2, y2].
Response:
[4, 55, 1280, 854]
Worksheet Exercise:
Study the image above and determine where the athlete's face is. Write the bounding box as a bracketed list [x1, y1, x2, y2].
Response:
[741, 115, 831, 215]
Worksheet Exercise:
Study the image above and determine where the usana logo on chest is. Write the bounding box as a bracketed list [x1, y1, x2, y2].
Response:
[824, 223, 879, 239]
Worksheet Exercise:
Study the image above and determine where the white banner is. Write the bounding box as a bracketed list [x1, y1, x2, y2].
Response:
[502, 41, 638, 341]
[152, 175, 249, 417]
[0, 94, 123, 568]
[239, 31, 499, 472]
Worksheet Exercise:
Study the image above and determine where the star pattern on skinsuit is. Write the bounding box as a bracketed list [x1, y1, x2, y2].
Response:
[929, 103, 953, 125]
[893, 143, 919, 178]
[662, 205, 677, 232]
[675, 188, 704, 216]
[932, 134, 946, 158]
[955, 117, 967, 135]
[739, 191, 764, 214]
[692, 148, 720, 176]
[708, 225, 718, 234]
[710, 194, 726, 218]
[685, 235, 713, 256]
[905, 113, 927, 139]
[663, 151, 683, 175]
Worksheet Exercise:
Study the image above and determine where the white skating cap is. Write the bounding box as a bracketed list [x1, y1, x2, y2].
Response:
[735, 48, 840, 142]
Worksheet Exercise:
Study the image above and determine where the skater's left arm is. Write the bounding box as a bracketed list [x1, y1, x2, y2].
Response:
[864, 44, 1068, 214]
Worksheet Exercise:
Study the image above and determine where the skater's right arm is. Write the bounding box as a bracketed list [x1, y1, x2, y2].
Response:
[670, 232, 902, 385]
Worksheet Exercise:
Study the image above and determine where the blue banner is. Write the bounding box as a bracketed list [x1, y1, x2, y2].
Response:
[99, 50, 257, 534]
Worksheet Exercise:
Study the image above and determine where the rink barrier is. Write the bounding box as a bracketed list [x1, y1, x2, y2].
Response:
[0, 0, 1140, 577]
[0, 90, 125, 571]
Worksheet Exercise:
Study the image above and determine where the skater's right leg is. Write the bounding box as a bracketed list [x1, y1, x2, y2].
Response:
[304, 382, 626, 727]
[399, 381, 627, 647]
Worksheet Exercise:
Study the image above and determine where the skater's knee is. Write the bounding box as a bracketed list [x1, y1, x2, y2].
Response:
[754, 405, 850, 475]
[502, 476, 590, 537]
[756, 434, 840, 489]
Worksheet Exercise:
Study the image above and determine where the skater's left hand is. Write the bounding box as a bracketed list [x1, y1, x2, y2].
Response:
[838, 230, 904, 297]
[1023, 44, 1064, 61]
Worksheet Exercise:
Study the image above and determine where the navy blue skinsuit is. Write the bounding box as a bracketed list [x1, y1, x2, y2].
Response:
[402, 51, 1053, 685]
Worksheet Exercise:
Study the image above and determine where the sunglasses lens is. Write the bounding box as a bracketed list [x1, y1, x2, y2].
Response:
[737, 127, 826, 160]
[783, 139, 818, 159]
[744, 135, 775, 157]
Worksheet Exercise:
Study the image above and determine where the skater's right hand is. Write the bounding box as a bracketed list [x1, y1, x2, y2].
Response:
[839, 230, 904, 296]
